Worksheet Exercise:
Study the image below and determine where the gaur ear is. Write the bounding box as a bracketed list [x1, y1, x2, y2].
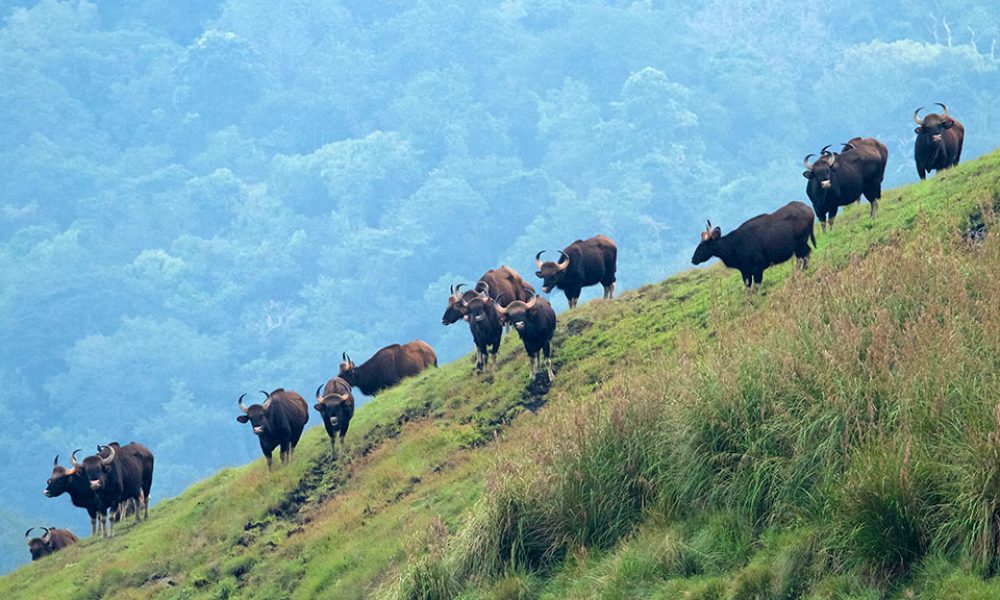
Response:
[943, 119, 954, 129]
[802, 170, 814, 179]
[535, 270, 543, 278]
[236, 415, 249, 423]
[711, 227, 721, 240]
[313, 403, 323, 411]
[914, 126, 922, 134]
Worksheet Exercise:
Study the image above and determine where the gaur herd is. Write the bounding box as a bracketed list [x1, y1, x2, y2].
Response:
[24, 105, 966, 562]
[710, 102, 964, 288]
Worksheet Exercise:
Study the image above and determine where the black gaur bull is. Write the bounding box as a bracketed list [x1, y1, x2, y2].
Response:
[339, 340, 438, 396]
[237, 389, 309, 470]
[25, 527, 78, 561]
[462, 286, 504, 372]
[913, 103, 965, 179]
[802, 137, 887, 231]
[74, 442, 154, 537]
[314, 378, 355, 457]
[441, 265, 535, 325]
[45, 454, 106, 536]
[494, 294, 557, 380]
[535, 235, 617, 308]
[441, 283, 480, 325]
[94, 443, 154, 520]
[691, 201, 816, 288]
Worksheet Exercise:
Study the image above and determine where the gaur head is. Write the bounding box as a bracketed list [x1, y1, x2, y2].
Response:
[495, 293, 537, 331]
[44, 454, 79, 498]
[691, 220, 723, 264]
[464, 284, 496, 324]
[337, 352, 357, 385]
[442, 283, 470, 325]
[914, 103, 956, 145]
[236, 391, 273, 435]
[314, 384, 351, 429]
[25, 527, 54, 560]
[802, 145, 836, 191]
[77, 445, 116, 491]
[535, 250, 570, 293]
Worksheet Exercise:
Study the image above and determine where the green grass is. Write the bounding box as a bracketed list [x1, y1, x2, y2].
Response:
[3, 150, 1000, 599]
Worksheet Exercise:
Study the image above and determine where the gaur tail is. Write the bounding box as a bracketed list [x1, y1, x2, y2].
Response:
[809, 227, 817, 249]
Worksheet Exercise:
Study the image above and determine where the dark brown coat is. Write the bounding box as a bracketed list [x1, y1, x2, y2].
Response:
[495, 295, 557, 380]
[314, 377, 355, 457]
[339, 340, 437, 396]
[236, 389, 309, 469]
[803, 137, 888, 228]
[535, 235, 617, 308]
[442, 266, 535, 324]
[25, 527, 78, 560]
[913, 103, 964, 179]
[44, 454, 105, 536]
[692, 201, 816, 288]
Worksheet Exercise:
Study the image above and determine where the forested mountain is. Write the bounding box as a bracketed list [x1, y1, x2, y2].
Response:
[1, 0, 998, 573]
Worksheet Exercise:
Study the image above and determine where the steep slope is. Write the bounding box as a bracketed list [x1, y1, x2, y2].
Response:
[1, 150, 998, 599]
[388, 152, 1000, 599]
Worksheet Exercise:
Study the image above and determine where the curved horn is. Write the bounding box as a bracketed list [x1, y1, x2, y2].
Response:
[452, 283, 466, 299]
[238, 393, 249, 414]
[25, 528, 37, 543]
[99, 444, 115, 466]
[53, 454, 59, 466]
[322, 391, 351, 403]
[556, 250, 570, 271]
[259, 390, 270, 400]
[41, 527, 51, 543]
[935, 102, 949, 117]
[315, 384, 324, 400]
[535, 250, 545, 269]
[803, 153, 816, 170]
[494, 293, 509, 315]
[524, 293, 538, 310]
[820, 144, 833, 155]
[913, 106, 925, 126]
[342, 351, 347, 362]
[476, 281, 490, 297]
[841, 142, 856, 152]
[259, 390, 271, 409]
[70, 449, 82, 468]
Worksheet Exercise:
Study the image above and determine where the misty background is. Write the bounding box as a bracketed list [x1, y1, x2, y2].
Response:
[1, 0, 998, 572]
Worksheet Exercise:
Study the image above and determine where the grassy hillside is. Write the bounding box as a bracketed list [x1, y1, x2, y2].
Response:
[2, 150, 999, 599]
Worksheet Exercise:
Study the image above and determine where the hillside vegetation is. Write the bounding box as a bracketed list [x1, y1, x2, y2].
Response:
[5, 2, 1000, 546]
[2, 150, 1000, 599]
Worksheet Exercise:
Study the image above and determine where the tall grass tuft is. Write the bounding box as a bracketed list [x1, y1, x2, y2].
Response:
[451, 476, 560, 578]
[392, 558, 460, 600]
[832, 442, 935, 580]
[936, 402, 1000, 576]
[383, 518, 460, 600]
[452, 374, 671, 578]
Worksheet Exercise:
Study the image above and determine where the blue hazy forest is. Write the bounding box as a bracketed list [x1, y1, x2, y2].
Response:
[1, 0, 999, 572]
